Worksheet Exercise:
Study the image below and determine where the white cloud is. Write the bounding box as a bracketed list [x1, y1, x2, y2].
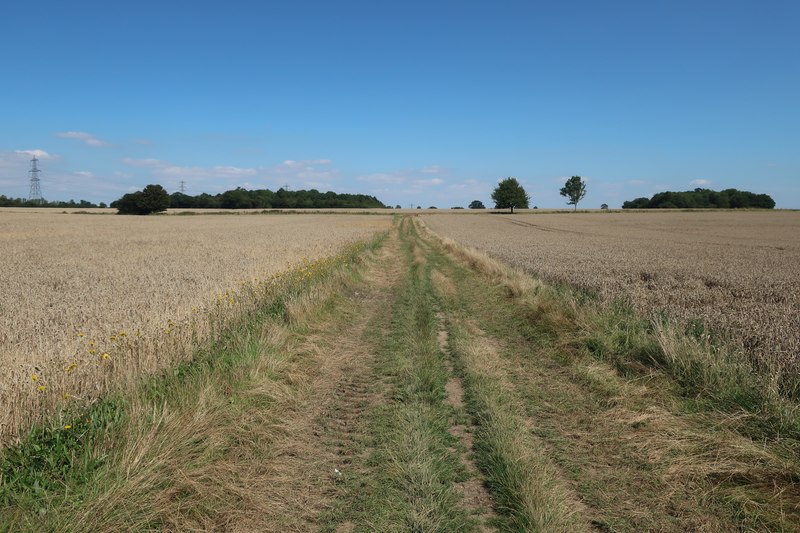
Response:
[122, 157, 163, 167]
[447, 178, 485, 191]
[116, 156, 338, 195]
[269, 159, 336, 189]
[358, 172, 408, 184]
[57, 131, 109, 147]
[413, 178, 444, 186]
[690, 179, 712, 187]
[421, 165, 445, 174]
[281, 159, 331, 168]
[0, 150, 128, 202]
[15, 149, 55, 159]
[159, 165, 257, 178]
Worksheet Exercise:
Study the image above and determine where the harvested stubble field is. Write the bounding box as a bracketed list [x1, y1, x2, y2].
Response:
[0, 211, 391, 444]
[423, 211, 800, 392]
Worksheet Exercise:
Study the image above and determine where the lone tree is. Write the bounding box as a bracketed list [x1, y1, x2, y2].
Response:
[469, 200, 485, 209]
[113, 184, 171, 215]
[560, 175, 587, 210]
[491, 177, 529, 214]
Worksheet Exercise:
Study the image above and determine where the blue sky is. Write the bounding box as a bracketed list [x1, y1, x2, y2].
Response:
[1, 0, 798, 208]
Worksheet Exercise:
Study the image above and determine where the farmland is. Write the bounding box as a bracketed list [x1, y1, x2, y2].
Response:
[1, 213, 798, 531]
[423, 211, 800, 394]
[0, 211, 391, 444]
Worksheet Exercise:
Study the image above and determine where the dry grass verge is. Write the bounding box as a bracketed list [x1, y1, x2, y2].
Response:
[423, 211, 800, 398]
[419, 217, 800, 530]
[0, 230, 388, 531]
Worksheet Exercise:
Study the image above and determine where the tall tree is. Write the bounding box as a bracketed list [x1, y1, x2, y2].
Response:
[491, 177, 529, 214]
[560, 175, 587, 210]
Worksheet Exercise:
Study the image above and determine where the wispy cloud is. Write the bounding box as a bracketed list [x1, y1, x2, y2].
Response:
[0, 150, 126, 201]
[57, 131, 109, 147]
[1, 150, 59, 197]
[421, 165, 445, 174]
[15, 149, 55, 159]
[690, 178, 712, 187]
[281, 159, 332, 168]
[357, 172, 408, 184]
[122, 157, 164, 167]
[413, 178, 444, 186]
[267, 159, 337, 190]
[119, 156, 338, 194]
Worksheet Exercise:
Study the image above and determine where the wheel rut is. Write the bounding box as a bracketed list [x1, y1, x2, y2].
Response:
[229, 234, 402, 532]
[438, 311, 498, 531]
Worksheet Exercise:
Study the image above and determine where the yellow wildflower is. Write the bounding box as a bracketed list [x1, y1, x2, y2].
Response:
[64, 425, 72, 430]
[101, 352, 110, 360]
[31, 374, 39, 382]
[37, 385, 46, 392]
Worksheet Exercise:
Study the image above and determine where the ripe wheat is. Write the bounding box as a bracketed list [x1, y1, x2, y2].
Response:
[0, 211, 390, 444]
[423, 211, 800, 388]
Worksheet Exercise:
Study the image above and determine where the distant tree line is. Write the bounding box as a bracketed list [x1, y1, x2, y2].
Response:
[622, 188, 775, 209]
[0, 195, 104, 208]
[165, 187, 386, 209]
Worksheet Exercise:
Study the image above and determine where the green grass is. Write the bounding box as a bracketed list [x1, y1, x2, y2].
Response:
[321, 218, 475, 532]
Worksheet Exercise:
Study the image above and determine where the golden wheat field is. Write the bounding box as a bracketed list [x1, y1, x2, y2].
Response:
[0, 211, 391, 444]
[423, 211, 800, 380]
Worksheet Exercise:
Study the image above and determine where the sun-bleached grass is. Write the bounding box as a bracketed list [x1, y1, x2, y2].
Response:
[423, 211, 800, 397]
[417, 218, 800, 438]
[0, 229, 389, 530]
[0, 211, 390, 445]
[421, 218, 800, 529]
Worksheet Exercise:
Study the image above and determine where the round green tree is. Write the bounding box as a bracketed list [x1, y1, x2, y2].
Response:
[468, 200, 485, 209]
[114, 184, 170, 215]
[491, 177, 529, 213]
[560, 175, 587, 210]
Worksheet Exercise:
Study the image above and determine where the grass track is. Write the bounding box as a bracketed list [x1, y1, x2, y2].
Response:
[2, 216, 798, 532]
